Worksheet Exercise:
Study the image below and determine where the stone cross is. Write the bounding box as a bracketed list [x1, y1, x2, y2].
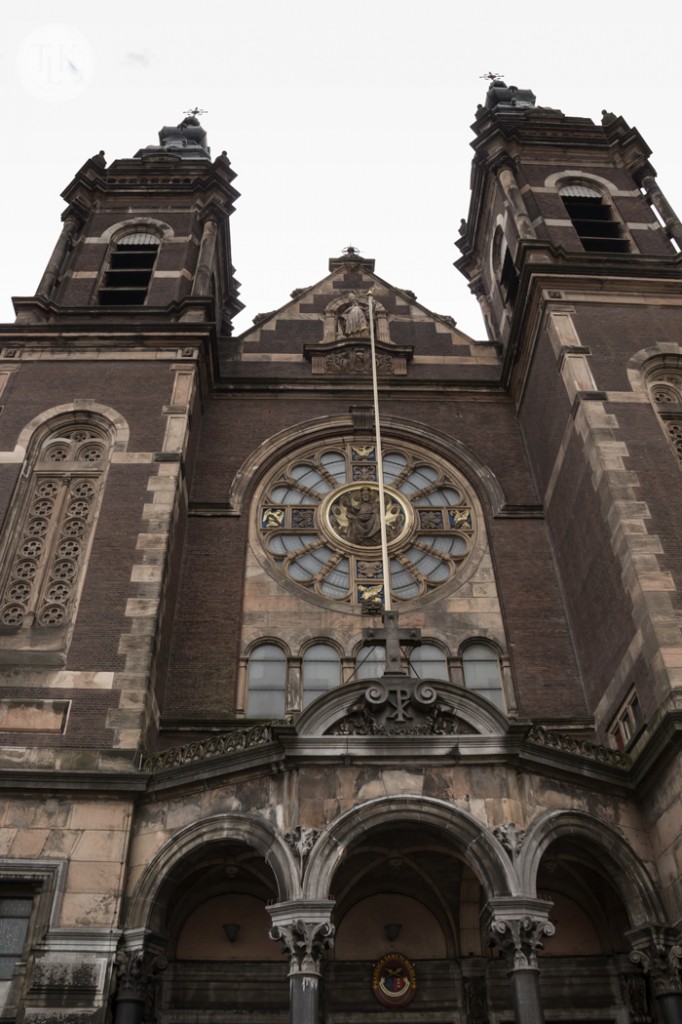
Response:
[362, 610, 421, 675]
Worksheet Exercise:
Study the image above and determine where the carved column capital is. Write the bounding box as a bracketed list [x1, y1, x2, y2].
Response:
[629, 928, 682, 996]
[485, 899, 555, 972]
[114, 943, 168, 1016]
[489, 915, 555, 970]
[269, 919, 335, 976]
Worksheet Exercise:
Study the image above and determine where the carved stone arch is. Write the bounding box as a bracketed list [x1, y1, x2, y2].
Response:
[304, 795, 517, 902]
[126, 813, 301, 933]
[227, 413, 507, 516]
[99, 217, 175, 243]
[12, 402, 130, 461]
[299, 634, 344, 659]
[544, 170, 622, 196]
[517, 809, 665, 928]
[295, 677, 509, 738]
[627, 345, 682, 394]
[243, 635, 292, 658]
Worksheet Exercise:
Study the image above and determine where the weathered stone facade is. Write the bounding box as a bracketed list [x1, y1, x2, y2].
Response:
[0, 89, 681, 1023]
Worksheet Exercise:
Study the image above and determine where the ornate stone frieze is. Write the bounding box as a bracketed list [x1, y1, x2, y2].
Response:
[269, 919, 335, 976]
[526, 724, 630, 767]
[487, 916, 556, 970]
[304, 340, 412, 376]
[630, 931, 682, 995]
[326, 678, 476, 737]
[142, 724, 274, 772]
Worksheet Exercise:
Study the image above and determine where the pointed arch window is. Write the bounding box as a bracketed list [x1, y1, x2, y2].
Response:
[559, 184, 629, 254]
[647, 366, 682, 465]
[461, 642, 504, 709]
[0, 421, 113, 660]
[98, 231, 159, 305]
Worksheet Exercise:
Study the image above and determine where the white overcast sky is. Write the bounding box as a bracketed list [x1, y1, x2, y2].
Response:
[3, 1, 681, 339]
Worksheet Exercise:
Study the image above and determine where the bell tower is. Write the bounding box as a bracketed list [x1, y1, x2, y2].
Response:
[458, 82, 682, 746]
[14, 115, 243, 334]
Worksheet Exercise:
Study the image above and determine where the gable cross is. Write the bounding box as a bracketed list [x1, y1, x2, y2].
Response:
[363, 610, 421, 675]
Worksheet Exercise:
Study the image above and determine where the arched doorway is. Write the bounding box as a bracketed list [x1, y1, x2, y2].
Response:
[324, 820, 491, 1022]
[154, 839, 289, 1023]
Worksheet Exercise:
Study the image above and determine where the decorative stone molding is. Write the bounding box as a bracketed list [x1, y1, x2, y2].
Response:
[493, 822, 526, 859]
[463, 974, 489, 1024]
[114, 945, 167, 1007]
[269, 920, 335, 976]
[619, 968, 652, 1024]
[526, 724, 630, 767]
[630, 929, 682, 995]
[304, 339, 412, 376]
[142, 723, 274, 771]
[284, 825, 320, 869]
[326, 678, 477, 737]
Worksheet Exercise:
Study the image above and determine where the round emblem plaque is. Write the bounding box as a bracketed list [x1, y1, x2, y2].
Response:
[371, 952, 417, 1008]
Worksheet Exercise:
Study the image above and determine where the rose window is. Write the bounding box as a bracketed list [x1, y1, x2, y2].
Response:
[258, 440, 476, 608]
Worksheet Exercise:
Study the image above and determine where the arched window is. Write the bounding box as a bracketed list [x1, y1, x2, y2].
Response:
[355, 643, 386, 680]
[98, 231, 159, 305]
[559, 184, 629, 254]
[302, 643, 341, 707]
[408, 642, 449, 681]
[247, 643, 287, 718]
[0, 420, 113, 659]
[461, 642, 504, 709]
[646, 365, 682, 466]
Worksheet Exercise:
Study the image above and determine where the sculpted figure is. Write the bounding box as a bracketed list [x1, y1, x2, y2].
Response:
[340, 295, 368, 337]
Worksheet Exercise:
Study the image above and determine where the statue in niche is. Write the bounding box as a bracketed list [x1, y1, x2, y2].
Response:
[338, 294, 369, 337]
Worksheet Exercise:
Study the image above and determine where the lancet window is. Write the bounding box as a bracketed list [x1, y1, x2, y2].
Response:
[0, 421, 113, 636]
[647, 366, 682, 465]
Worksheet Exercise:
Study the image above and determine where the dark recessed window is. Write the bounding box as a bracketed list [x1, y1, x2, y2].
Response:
[560, 185, 629, 254]
[98, 232, 159, 306]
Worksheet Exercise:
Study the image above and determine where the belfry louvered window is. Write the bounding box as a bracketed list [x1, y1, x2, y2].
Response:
[0, 423, 112, 634]
[98, 231, 159, 305]
[559, 184, 630, 254]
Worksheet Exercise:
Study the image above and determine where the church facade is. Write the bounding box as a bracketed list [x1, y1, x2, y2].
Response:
[0, 83, 681, 1024]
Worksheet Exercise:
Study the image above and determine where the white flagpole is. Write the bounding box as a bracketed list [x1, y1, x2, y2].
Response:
[367, 289, 392, 612]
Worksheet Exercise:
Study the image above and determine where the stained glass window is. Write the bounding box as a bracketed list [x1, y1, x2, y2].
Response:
[259, 440, 475, 609]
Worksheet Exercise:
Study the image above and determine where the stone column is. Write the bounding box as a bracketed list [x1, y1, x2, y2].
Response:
[485, 898, 554, 1024]
[629, 928, 682, 1024]
[269, 900, 335, 1024]
[641, 175, 682, 251]
[192, 216, 219, 296]
[36, 215, 78, 299]
[492, 156, 537, 243]
[113, 943, 167, 1024]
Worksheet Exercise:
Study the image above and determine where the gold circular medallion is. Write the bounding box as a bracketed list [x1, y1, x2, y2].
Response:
[322, 483, 411, 552]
